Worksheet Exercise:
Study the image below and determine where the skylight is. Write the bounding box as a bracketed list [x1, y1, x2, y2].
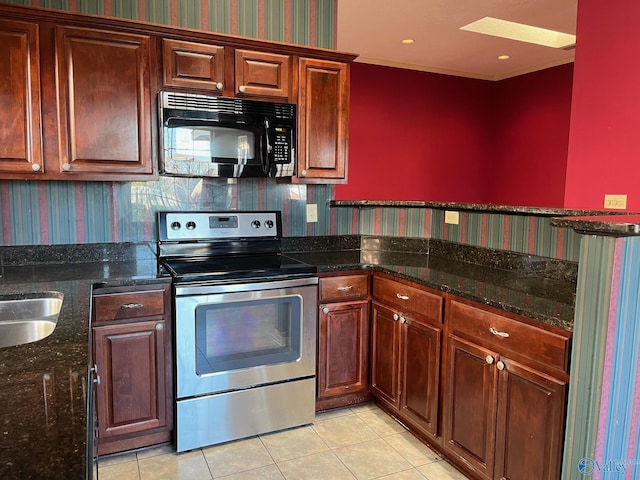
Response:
[460, 17, 576, 49]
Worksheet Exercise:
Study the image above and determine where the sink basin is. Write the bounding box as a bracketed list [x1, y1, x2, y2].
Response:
[0, 292, 64, 349]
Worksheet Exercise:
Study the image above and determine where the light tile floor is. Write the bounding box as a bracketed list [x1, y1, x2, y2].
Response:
[98, 404, 471, 480]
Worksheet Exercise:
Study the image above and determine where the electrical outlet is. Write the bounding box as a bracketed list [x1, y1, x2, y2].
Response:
[604, 194, 627, 210]
[444, 210, 460, 225]
[306, 204, 318, 223]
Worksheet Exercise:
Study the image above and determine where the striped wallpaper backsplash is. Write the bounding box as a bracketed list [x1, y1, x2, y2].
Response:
[329, 206, 581, 262]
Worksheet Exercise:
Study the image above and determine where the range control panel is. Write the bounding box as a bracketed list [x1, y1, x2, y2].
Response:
[158, 211, 281, 241]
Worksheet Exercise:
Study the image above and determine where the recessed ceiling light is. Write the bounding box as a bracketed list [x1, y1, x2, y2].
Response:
[497, 55, 510, 60]
[460, 17, 576, 49]
[401, 39, 415, 45]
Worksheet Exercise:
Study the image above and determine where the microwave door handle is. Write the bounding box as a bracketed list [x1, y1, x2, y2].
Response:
[263, 118, 273, 175]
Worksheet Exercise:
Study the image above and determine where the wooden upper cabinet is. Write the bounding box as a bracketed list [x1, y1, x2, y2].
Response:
[297, 58, 349, 183]
[235, 49, 291, 100]
[162, 38, 224, 93]
[0, 19, 43, 175]
[54, 26, 155, 179]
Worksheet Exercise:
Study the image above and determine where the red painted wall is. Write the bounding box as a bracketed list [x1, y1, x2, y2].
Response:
[335, 63, 493, 202]
[489, 64, 573, 208]
[337, 62, 574, 207]
[564, 2, 640, 210]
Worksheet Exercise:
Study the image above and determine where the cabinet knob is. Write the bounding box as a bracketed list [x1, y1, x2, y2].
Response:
[496, 361, 505, 371]
[485, 355, 495, 365]
[393, 313, 400, 321]
[93, 375, 101, 385]
[300, 169, 307, 177]
[62, 163, 72, 171]
[322, 307, 330, 314]
[401, 316, 407, 324]
[31, 163, 41, 171]
[239, 85, 246, 93]
[216, 82, 223, 90]
[156, 323, 164, 331]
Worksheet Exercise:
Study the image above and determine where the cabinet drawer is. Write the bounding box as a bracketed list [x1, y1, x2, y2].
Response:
[94, 288, 166, 322]
[320, 275, 369, 302]
[448, 300, 570, 372]
[373, 277, 442, 323]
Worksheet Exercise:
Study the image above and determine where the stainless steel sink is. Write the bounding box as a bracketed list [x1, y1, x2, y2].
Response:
[0, 292, 64, 348]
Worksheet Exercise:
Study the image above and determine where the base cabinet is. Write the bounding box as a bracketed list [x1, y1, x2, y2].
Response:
[92, 283, 172, 455]
[316, 273, 370, 410]
[442, 298, 570, 480]
[371, 275, 443, 439]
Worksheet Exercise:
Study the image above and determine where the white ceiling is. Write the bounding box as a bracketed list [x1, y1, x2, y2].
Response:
[336, 0, 578, 81]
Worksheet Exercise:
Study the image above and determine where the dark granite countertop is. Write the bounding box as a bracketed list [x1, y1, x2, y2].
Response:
[330, 200, 635, 217]
[0, 243, 164, 480]
[550, 214, 640, 236]
[285, 236, 576, 331]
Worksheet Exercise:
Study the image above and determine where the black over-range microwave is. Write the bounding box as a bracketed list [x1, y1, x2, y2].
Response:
[159, 91, 296, 178]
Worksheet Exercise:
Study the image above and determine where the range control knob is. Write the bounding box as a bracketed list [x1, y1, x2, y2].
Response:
[186, 221, 196, 230]
[265, 220, 274, 229]
[251, 220, 261, 229]
[170, 221, 181, 230]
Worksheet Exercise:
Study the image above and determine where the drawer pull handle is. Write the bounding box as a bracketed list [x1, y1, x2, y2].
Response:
[337, 285, 353, 291]
[396, 293, 409, 300]
[120, 303, 144, 309]
[490, 327, 510, 338]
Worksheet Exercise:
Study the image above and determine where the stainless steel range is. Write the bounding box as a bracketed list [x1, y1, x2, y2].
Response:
[157, 211, 318, 452]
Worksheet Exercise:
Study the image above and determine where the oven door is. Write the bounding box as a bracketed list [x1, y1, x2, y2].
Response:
[174, 277, 318, 399]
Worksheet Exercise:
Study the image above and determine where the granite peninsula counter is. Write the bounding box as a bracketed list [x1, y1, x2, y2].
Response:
[0, 243, 163, 480]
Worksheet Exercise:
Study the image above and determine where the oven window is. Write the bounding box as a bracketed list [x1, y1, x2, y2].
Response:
[194, 296, 302, 375]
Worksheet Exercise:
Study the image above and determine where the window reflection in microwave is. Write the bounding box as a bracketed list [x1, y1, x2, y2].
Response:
[167, 126, 255, 162]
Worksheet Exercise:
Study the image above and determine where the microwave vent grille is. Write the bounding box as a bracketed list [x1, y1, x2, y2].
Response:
[161, 91, 294, 119]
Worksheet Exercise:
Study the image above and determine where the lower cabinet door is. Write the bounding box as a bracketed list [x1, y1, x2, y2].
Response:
[442, 335, 498, 480]
[318, 300, 370, 398]
[494, 358, 567, 480]
[93, 320, 167, 441]
[370, 302, 401, 408]
[400, 315, 441, 438]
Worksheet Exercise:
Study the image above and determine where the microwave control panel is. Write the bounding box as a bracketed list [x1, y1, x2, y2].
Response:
[273, 127, 291, 164]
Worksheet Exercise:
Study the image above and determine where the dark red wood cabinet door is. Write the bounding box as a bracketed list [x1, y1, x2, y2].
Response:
[93, 320, 167, 440]
[494, 358, 567, 480]
[400, 315, 442, 438]
[442, 335, 498, 480]
[0, 19, 43, 174]
[162, 38, 224, 93]
[297, 58, 349, 182]
[235, 49, 291, 100]
[370, 302, 401, 408]
[318, 300, 370, 398]
[54, 26, 154, 177]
